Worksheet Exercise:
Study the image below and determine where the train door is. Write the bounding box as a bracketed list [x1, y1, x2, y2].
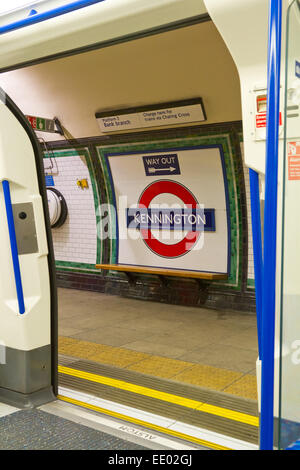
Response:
[278, 0, 300, 450]
[0, 91, 57, 407]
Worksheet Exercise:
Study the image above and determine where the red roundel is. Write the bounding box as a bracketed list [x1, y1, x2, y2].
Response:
[138, 180, 201, 258]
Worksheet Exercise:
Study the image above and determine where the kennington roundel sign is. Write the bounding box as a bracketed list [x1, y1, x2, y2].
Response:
[137, 180, 202, 258]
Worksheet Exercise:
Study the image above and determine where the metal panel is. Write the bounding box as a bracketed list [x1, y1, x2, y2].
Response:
[0, 345, 52, 395]
[12, 202, 38, 255]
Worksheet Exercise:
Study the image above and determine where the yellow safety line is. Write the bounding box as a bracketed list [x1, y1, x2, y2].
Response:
[58, 394, 231, 451]
[58, 365, 259, 427]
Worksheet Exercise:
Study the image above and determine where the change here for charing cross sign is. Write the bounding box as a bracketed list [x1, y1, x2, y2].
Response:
[103, 144, 230, 274]
[96, 99, 206, 133]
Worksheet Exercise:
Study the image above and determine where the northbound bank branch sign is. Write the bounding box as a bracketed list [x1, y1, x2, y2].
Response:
[105, 144, 230, 274]
[96, 99, 206, 133]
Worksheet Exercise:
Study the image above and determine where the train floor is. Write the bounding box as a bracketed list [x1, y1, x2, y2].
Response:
[0, 400, 205, 450]
[57, 288, 259, 450]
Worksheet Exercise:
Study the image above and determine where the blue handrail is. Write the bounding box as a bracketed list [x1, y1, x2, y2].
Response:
[0, 0, 105, 35]
[260, 0, 282, 450]
[2, 180, 25, 315]
[249, 169, 263, 360]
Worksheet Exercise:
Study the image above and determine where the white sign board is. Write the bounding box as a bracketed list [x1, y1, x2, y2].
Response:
[96, 100, 206, 133]
[104, 145, 230, 274]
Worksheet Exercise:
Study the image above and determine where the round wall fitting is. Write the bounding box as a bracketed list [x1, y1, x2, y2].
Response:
[47, 187, 68, 228]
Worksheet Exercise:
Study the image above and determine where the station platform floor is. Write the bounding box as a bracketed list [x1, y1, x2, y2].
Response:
[58, 288, 259, 401]
[57, 288, 259, 449]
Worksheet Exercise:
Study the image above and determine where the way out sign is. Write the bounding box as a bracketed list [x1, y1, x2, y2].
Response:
[143, 154, 181, 176]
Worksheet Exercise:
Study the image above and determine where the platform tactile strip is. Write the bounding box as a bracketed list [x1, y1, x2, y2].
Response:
[58, 336, 258, 401]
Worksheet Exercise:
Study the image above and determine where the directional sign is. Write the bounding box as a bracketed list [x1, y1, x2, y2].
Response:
[143, 154, 181, 176]
[45, 175, 55, 186]
[26, 115, 56, 133]
[96, 98, 206, 133]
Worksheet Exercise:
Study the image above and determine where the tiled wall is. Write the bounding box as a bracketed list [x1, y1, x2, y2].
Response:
[44, 123, 256, 312]
[44, 149, 99, 269]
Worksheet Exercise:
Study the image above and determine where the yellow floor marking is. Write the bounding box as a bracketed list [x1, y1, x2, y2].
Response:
[58, 336, 258, 401]
[58, 365, 259, 427]
[58, 394, 231, 451]
[198, 403, 258, 427]
[59, 337, 114, 359]
[172, 364, 244, 391]
[88, 349, 150, 368]
[126, 355, 196, 379]
[59, 336, 149, 367]
[223, 375, 258, 401]
[59, 337, 79, 347]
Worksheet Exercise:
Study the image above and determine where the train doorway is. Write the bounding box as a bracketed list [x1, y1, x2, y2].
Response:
[0, 0, 260, 450]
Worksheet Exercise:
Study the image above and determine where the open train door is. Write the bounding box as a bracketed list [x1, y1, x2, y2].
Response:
[204, 0, 300, 450]
[0, 90, 57, 408]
